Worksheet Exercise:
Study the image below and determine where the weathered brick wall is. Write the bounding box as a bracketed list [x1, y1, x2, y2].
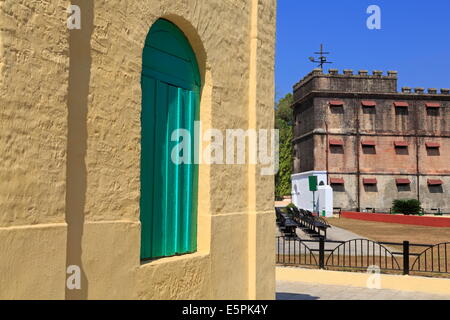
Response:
[295, 136, 315, 173]
[314, 97, 357, 134]
[417, 101, 449, 136]
[331, 174, 448, 212]
[359, 136, 417, 174]
[419, 137, 450, 174]
[294, 99, 315, 137]
[363, 99, 416, 134]
[330, 174, 358, 211]
[359, 175, 418, 212]
[293, 69, 450, 212]
[314, 135, 357, 173]
[420, 176, 450, 210]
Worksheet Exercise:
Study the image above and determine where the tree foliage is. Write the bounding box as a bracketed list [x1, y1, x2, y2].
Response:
[275, 93, 294, 199]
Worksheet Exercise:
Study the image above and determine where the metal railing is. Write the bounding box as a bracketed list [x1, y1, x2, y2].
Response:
[276, 236, 450, 277]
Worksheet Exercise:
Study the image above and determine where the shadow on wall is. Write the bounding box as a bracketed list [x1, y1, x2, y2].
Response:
[426, 108, 440, 117]
[330, 146, 344, 154]
[333, 185, 345, 193]
[330, 106, 344, 114]
[362, 107, 376, 115]
[427, 149, 440, 157]
[429, 185, 444, 194]
[364, 185, 378, 193]
[396, 184, 411, 192]
[65, 0, 94, 300]
[395, 147, 409, 156]
[362, 146, 376, 155]
[395, 108, 409, 116]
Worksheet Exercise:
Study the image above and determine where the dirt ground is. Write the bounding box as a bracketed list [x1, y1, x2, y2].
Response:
[328, 217, 450, 245]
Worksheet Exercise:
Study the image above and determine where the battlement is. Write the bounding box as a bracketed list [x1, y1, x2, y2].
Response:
[401, 87, 450, 95]
[293, 69, 450, 101]
[293, 69, 398, 101]
[293, 69, 398, 90]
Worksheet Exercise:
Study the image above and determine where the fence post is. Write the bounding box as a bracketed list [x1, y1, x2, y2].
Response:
[319, 237, 325, 269]
[403, 241, 410, 275]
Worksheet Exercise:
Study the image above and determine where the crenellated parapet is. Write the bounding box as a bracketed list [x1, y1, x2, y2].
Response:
[293, 69, 399, 101]
[293, 69, 399, 90]
[293, 69, 450, 102]
[401, 87, 450, 95]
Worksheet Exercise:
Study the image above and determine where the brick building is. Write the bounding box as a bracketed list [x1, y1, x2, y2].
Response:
[292, 69, 450, 213]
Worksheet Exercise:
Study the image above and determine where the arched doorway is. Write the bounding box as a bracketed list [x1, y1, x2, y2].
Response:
[140, 19, 200, 260]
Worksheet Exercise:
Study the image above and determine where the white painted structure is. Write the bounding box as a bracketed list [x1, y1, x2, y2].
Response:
[291, 171, 334, 217]
[317, 185, 333, 217]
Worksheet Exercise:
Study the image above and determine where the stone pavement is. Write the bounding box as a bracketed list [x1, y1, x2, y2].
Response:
[299, 223, 362, 242]
[276, 224, 396, 256]
[276, 280, 450, 300]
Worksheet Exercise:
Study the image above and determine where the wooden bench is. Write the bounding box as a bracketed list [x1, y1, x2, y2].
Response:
[288, 207, 331, 239]
[275, 207, 298, 238]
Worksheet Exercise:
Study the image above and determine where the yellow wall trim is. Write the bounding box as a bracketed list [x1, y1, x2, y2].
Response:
[277, 267, 450, 295]
[0, 222, 67, 232]
[140, 252, 210, 267]
[0, 223, 67, 299]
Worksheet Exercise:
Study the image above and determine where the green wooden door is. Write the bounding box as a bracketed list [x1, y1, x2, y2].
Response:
[140, 19, 200, 260]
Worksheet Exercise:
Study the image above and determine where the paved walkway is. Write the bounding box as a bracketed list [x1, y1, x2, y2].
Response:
[300, 224, 362, 242]
[276, 224, 395, 256]
[276, 281, 450, 300]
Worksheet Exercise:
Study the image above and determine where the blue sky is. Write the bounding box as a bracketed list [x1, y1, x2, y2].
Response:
[275, 0, 450, 101]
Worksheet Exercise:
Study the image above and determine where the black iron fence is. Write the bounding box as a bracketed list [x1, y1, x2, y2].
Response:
[276, 236, 450, 277]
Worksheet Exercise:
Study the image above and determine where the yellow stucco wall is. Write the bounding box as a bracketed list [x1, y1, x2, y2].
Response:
[0, 0, 276, 299]
[0, 0, 69, 300]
